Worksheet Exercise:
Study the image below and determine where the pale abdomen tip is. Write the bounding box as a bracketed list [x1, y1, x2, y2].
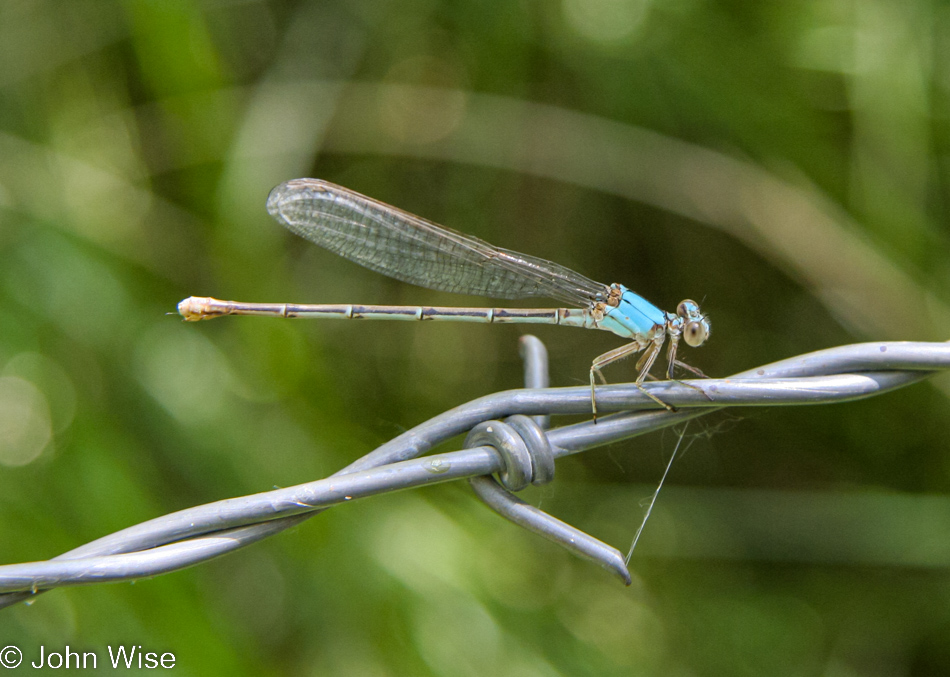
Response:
[177, 296, 224, 321]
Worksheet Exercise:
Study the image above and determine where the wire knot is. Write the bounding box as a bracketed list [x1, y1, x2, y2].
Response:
[463, 415, 555, 491]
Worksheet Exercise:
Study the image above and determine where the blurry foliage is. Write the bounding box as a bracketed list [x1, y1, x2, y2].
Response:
[1, 0, 950, 674]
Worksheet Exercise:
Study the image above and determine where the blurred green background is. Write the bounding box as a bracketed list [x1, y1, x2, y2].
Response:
[2, 0, 950, 674]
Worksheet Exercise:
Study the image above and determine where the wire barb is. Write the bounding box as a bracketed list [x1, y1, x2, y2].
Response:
[1, 340, 948, 608]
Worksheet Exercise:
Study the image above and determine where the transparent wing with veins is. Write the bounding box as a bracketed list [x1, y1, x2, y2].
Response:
[267, 179, 611, 308]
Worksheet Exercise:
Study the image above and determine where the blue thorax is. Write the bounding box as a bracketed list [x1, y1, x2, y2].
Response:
[599, 285, 667, 340]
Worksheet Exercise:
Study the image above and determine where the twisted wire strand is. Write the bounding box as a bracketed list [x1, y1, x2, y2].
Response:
[0, 340, 946, 608]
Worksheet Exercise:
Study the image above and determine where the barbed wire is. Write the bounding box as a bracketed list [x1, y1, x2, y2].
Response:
[1, 338, 948, 608]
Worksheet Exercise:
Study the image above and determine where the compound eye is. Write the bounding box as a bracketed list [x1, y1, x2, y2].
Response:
[677, 299, 699, 319]
[684, 320, 708, 347]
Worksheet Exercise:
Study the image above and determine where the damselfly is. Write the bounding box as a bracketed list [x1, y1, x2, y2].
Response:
[178, 179, 710, 416]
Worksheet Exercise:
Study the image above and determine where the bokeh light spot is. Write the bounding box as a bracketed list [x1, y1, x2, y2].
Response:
[379, 56, 467, 144]
[0, 376, 53, 467]
[563, 0, 650, 44]
[134, 322, 237, 424]
[2, 352, 76, 434]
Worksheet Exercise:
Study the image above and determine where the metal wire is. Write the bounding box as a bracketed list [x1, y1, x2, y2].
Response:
[1, 340, 947, 606]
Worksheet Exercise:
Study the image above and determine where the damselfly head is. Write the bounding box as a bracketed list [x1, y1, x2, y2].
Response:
[676, 299, 710, 347]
